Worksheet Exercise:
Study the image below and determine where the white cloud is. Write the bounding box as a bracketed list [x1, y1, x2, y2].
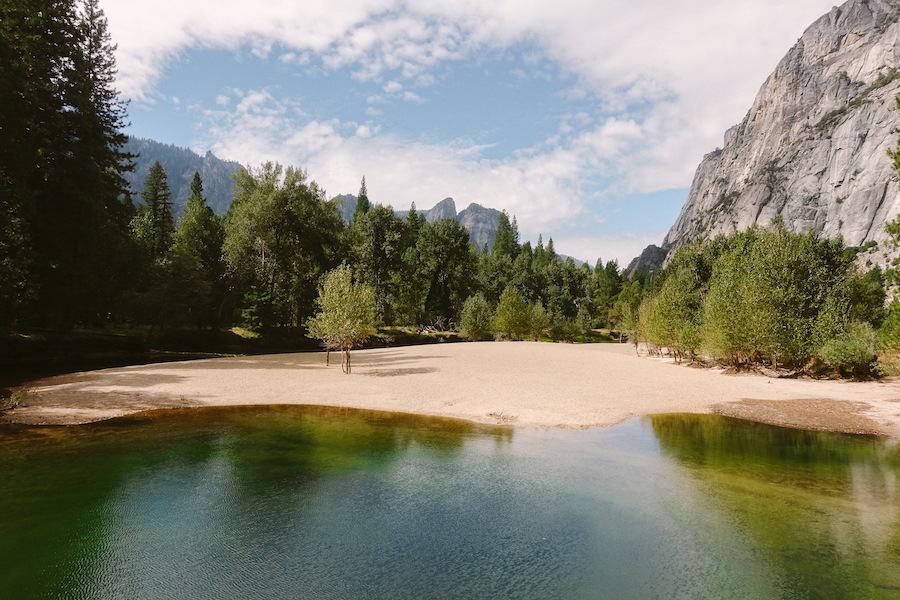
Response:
[196, 89, 585, 233]
[355, 124, 381, 138]
[402, 91, 423, 103]
[552, 231, 669, 268]
[106, 0, 835, 174]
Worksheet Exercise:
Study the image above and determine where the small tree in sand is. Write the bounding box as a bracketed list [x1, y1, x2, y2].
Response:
[306, 264, 376, 373]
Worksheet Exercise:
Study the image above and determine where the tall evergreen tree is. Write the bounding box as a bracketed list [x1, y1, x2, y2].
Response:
[0, 0, 133, 326]
[354, 176, 370, 221]
[134, 162, 175, 259]
[492, 210, 520, 259]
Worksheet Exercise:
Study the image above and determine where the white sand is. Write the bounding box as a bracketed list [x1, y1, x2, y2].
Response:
[7, 343, 900, 435]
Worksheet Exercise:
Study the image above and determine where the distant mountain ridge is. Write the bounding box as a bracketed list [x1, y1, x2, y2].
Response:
[123, 138, 244, 215]
[124, 138, 580, 262]
[335, 195, 503, 253]
[630, 0, 900, 275]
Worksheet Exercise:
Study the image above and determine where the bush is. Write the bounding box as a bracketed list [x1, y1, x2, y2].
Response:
[529, 303, 551, 340]
[459, 293, 493, 341]
[818, 322, 879, 377]
[549, 315, 581, 343]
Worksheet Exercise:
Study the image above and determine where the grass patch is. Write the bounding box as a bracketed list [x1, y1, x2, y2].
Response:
[230, 326, 261, 339]
[0, 389, 22, 411]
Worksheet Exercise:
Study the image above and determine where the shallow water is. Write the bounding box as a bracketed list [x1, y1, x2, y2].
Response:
[1, 406, 898, 599]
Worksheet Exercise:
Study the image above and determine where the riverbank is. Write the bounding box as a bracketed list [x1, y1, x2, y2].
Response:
[5, 343, 900, 435]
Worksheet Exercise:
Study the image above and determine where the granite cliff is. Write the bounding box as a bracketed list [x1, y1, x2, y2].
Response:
[633, 0, 900, 274]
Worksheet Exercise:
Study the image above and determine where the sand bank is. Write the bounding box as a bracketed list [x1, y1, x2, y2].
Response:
[5, 343, 900, 435]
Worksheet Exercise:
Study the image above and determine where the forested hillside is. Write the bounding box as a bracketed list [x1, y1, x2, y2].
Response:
[123, 138, 243, 215]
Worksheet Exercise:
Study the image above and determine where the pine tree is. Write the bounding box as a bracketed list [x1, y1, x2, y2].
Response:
[0, 0, 135, 326]
[173, 172, 224, 274]
[135, 162, 175, 259]
[354, 176, 370, 221]
[73, 0, 134, 201]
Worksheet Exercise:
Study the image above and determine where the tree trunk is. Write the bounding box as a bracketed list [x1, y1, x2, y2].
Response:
[342, 347, 351, 374]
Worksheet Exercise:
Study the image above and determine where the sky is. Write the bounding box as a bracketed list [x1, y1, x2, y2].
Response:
[105, 0, 837, 266]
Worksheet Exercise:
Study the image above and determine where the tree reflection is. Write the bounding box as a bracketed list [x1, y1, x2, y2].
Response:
[648, 413, 900, 598]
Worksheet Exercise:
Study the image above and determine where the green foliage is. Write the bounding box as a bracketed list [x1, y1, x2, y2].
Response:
[639, 242, 716, 361]
[224, 163, 343, 328]
[530, 303, 551, 341]
[416, 217, 477, 323]
[637, 224, 877, 370]
[305, 264, 376, 373]
[459, 293, 493, 341]
[879, 301, 900, 347]
[492, 210, 520, 259]
[493, 288, 530, 340]
[348, 204, 405, 324]
[611, 280, 643, 343]
[0, 0, 134, 327]
[549, 315, 582, 343]
[168, 173, 227, 328]
[134, 161, 175, 259]
[818, 322, 879, 377]
[353, 176, 370, 221]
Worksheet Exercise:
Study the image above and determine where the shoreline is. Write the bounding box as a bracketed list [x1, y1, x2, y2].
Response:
[4, 343, 900, 436]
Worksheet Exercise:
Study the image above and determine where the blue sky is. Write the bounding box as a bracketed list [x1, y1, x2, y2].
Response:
[107, 0, 836, 266]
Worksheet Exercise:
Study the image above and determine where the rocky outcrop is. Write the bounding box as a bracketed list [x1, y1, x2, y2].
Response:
[457, 203, 502, 251]
[626, 245, 667, 276]
[334, 194, 357, 224]
[425, 197, 457, 223]
[659, 0, 900, 264]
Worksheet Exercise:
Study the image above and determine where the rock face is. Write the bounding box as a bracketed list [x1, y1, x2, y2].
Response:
[660, 0, 900, 264]
[626, 245, 667, 276]
[457, 203, 502, 251]
[425, 197, 457, 223]
[334, 194, 357, 224]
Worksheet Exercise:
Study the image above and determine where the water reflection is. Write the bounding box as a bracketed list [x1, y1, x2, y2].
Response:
[1, 408, 899, 599]
[649, 414, 900, 597]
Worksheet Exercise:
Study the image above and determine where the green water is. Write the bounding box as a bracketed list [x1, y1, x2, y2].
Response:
[1, 406, 898, 599]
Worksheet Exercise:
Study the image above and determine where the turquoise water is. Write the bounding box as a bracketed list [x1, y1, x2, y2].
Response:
[1, 406, 898, 599]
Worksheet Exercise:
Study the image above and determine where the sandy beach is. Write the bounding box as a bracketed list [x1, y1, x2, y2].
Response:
[5, 342, 900, 435]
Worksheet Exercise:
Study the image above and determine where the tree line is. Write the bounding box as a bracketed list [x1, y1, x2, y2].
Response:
[633, 219, 893, 376]
[1, 0, 134, 328]
[116, 160, 637, 340]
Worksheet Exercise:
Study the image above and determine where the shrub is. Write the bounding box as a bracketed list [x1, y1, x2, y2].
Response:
[459, 293, 493, 341]
[529, 303, 551, 340]
[549, 314, 581, 343]
[818, 322, 879, 377]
